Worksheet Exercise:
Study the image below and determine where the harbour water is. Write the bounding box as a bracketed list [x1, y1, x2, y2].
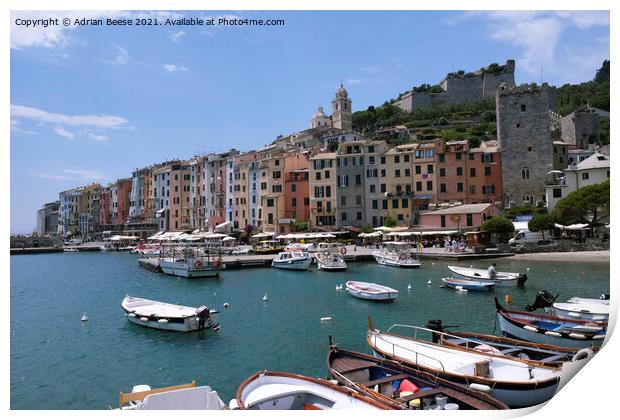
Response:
[10, 252, 609, 409]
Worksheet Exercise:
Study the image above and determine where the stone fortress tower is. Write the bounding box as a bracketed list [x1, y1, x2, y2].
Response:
[496, 82, 557, 208]
[310, 83, 353, 132]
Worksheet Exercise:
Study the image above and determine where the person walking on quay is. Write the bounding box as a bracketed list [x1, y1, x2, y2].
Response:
[444, 239, 451, 252]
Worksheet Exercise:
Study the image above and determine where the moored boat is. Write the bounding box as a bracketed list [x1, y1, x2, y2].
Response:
[366, 317, 561, 408]
[232, 371, 393, 410]
[118, 381, 226, 410]
[425, 319, 596, 368]
[254, 240, 284, 255]
[525, 290, 610, 321]
[372, 242, 420, 268]
[327, 343, 508, 410]
[121, 295, 220, 332]
[271, 251, 312, 270]
[158, 245, 222, 278]
[315, 246, 347, 271]
[448, 265, 527, 287]
[495, 298, 606, 349]
[346, 281, 399, 301]
[441, 277, 495, 292]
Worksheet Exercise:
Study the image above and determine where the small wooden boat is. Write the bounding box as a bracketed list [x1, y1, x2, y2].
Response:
[495, 298, 606, 349]
[271, 251, 311, 270]
[346, 281, 399, 301]
[441, 277, 495, 292]
[327, 344, 509, 410]
[448, 265, 527, 287]
[233, 371, 393, 410]
[372, 242, 421, 268]
[425, 320, 596, 368]
[315, 247, 347, 271]
[254, 240, 284, 255]
[552, 300, 609, 321]
[121, 296, 220, 332]
[118, 381, 226, 410]
[63, 247, 79, 252]
[366, 317, 561, 408]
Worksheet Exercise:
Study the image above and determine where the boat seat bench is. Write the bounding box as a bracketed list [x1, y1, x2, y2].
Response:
[361, 373, 410, 387]
[539, 354, 567, 363]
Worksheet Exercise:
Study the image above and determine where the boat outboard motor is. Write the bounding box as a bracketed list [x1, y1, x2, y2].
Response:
[525, 290, 558, 312]
[601, 293, 610, 300]
[517, 273, 528, 287]
[196, 305, 210, 329]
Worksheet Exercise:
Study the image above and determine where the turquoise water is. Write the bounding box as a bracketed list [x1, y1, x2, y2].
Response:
[10, 252, 609, 409]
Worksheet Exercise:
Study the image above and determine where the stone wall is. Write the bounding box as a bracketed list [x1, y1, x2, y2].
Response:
[496, 83, 555, 207]
[513, 240, 609, 254]
[482, 59, 516, 99]
[561, 110, 599, 148]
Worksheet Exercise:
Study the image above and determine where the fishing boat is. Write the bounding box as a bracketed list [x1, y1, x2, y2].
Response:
[254, 240, 284, 255]
[118, 381, 226, 410]
[425, 320, 596, 368]
[372, 242, 420, 268]
[525, 290, 610, 321]
[441, 277, 495, 292]
[495, 298, 606, 349]
[232, 371, 393, 410]
[315, 246, 347, 271]
[346, 281, 399, 301]
[158, 245, 222, 278]
[327, 343, 508, 410]
[121, 296, 220, 332]
[271, 251, 312, 270]
[366, 317, 561, 408]
[448, 265, 527, 287]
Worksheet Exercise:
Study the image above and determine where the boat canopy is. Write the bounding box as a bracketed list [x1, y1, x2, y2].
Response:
[251, 232, 276, 238]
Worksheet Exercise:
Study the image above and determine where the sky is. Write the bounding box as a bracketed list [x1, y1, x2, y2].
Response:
[10, 10, 610, 234]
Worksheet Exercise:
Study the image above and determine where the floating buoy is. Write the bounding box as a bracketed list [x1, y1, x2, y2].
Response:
[431, 262, 435, 265]
[526, 267, 530, 271]
[223, 302, 230, 308]
[407, 284, 412, 291]
[81, 313, 88, 322]
[427, 279, 432, 285]
[158, 319, 169, 324]
[128, 313, 136, 318]
[505, 295, 513, 304]
[140, 317, 149, 322]
[469, 264, 473, 268]
[262, 294, 269, 301]
[335, 284, 343, 291]
[320, 317, 332, 322]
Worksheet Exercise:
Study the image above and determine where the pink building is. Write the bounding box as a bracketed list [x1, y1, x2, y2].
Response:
[418, 203, 500, 230]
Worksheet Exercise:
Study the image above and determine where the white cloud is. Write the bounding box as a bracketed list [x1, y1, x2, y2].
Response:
[53, 126, 76, 140]
[10, 119, 37, 135]
[113, 46, 130, 65]
[170, 31, 186, 43]
[346, 78, 364, 85]
[86, 132, 109, 142]
[362, 65, 379, 74]
[30, 169, 107, 181]
[11, 104, 128, 129]
[163, 64, 189, 72]
[451, 11, 610, 84]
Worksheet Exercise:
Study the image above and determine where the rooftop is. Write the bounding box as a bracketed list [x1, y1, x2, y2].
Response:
[422, 203, 494, 215]
[572, 153, 610, 171]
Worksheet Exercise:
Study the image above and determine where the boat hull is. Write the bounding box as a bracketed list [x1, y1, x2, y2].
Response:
[372, 253, 420, 268]
[346, 281, 399, 301]
[159, 260, 220, 278]
[124, 312, 197, 332]
[441, 278, 495, 291]
[368, 333, 559, 408]
[497, 312, 604, 349]
[271, 258, 311, 270]
[448, 266, 524, 287]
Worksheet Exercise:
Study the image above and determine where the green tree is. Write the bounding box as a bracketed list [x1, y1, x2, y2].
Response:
[528, 214, 556, 240]
[383, 217, 397, 228]
[290, 220, 309, 232]
[480, 216, 515, 243]
[361, 225, 374, 234]
[552, 180, 610, 226]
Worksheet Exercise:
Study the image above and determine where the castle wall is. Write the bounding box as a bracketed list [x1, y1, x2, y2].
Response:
[496, 83, 555, 207]
[561, 111, 599, 148]
[444, 75, 483, 104]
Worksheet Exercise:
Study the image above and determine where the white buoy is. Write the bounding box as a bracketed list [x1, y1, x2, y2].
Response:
[407, 284, 412, 290]
[527, 267, 530, 271]
[431, 262, 435, 265]
[262, 294, 269, 301]
[223, 302, 229, 308]
[81, 313, 88, 322]
[427, 279, 432, 285]
[335, 284, 342, 291]
[320, 317, 332, 322]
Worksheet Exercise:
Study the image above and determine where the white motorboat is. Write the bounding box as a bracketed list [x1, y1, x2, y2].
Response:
[346, 281, 399, 301]
[441, 277, 495, 292]
[372, 242, 420, 268]
[63, 247, 79, 252]
[366, 319, 561, 408]
[232, 371, 393, 410]
[271, 251, 311, 270]
[496, 298, 606, 349]
[551, 298, 610, 321]
[121, 296, 220, 332]
[315, 247, 347, 271]
[118, 381, 226, 410]
[448, 265, 527, 287]
[158, 245, 222, 278]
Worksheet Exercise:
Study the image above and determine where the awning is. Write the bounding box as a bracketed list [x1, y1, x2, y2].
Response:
[414, 195, 434, 200]
[251, 232, 275, 239]
[555, 223, 590, 231]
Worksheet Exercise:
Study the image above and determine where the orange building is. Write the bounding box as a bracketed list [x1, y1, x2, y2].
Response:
[114, 178, 132, 225]
[284, 168, 310, 225]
